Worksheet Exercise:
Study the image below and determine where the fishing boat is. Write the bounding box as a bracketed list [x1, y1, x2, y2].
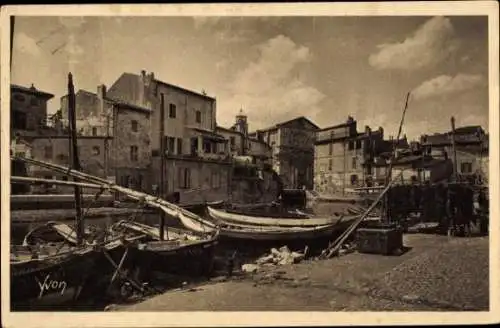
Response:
[215, 220, 357, 241]
[206, 206, 357, 228]
[109, 220, 219, 277]
[10, 221, 144, 310]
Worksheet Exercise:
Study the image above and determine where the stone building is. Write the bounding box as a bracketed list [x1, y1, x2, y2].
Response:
[106, 70, 231, 204]
[314, 116, 385, 195]
[420, 125, 488, 181]
[250, 116, 319, 189]
[10, 84, 55, 137]
[216, 110, 272, 165]
[20, 135, 110, 194]
[60, 85, 152, 191]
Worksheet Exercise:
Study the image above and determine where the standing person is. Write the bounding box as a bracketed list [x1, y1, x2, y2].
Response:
[478, 188, 489, 235]
[435, 183, 447, 232]
[446, 184, 457, 236]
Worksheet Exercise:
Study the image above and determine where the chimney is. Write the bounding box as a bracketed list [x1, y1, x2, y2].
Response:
[97, 84, 106, 99]
[365, 125, 371, 135]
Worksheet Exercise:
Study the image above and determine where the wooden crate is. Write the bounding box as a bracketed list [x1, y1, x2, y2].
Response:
[356, 226, 403, 255]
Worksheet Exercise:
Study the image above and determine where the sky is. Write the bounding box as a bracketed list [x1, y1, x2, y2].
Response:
[11, 15, 489, 140]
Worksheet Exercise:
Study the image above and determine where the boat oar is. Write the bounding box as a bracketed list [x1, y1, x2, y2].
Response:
[109, 247, 129, 286]
[102, 247, 144, 294]
[320, 171, 403, 259]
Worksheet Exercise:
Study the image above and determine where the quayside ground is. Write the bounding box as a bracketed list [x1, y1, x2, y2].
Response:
[110, 233, 489, 312]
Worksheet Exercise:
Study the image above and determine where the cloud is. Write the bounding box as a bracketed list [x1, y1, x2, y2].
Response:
[369, 16, 459, 70]
[412, 73, 485, 100]
[220, 35, 325, 129]
[14, 32, 41, 56]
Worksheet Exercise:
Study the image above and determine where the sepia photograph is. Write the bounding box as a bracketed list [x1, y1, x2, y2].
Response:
[1, 2, 498, 327]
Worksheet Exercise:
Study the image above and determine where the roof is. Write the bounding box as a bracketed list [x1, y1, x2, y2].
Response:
[11, 84, 54, 99]
[248, 137, 272, 148]
[62, 89, 151, 114]
[215, 125, 243, 136]
[113, 73, 216, 102]
[252, 116, 319, 134]
[188, 127, 226, 141]
[108, 98, 151, 114]
[454, 125, 483, 134]
[318, 120, 356, 132]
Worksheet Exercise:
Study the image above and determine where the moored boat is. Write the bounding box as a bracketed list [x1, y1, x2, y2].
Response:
[207, 206, 355, 228]
[216, 221, 356, 241]
[11, 222, 144, 310]
[109, 220, 219, 278]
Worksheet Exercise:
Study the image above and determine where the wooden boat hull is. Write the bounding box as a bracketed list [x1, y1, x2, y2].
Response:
[132, 238, 218, 278]
[216, 216, 359, 241]
[109, 221, 219, 278]
[11, 246, 101, 310]
[207, 206, 354, 227]
[11, 238, 135, 310]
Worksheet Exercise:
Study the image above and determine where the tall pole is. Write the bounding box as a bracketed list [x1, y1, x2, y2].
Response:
[450, 116, 458, 182]
[382, 92, 411, 222]
[159, 93, 165, 240]
[68, 73, 84, 245]
[10, 16, 15, 69]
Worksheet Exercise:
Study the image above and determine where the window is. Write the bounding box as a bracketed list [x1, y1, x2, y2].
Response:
[191, 137, 199, 155]
[328, 159, 333, 171]
[131, 120, 138, 132]
[169, 104, 176, 118]
[461, 162, 473, 174]
[230, 136, 236, 147]
[178, 167, 191, 189]
[177, 138, 183, 155]
[348, 141, 354, 150]
[356, 140, 362, 149]
[12, 110, 27, 130]
[168, 137, 176, 154]
[13, 94, 26, 102]
[92, 146, 100, 156]
[195, 110, 202, 123]
[121, 175, 130, 187]
[62, 176, 68, 181]
[152, 149, 160, 157]
[44, 146, 53, 159]
[350, 174, 359, 186]
[92, 127, 98, 136]
[352, 157, 357, 170]
[328, 143, 333, 155]
[203, 139, 212, 153]
[130, 146, 138, 162]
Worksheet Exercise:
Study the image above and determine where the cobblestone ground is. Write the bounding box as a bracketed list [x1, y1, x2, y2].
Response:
[112, 234, 489, 312]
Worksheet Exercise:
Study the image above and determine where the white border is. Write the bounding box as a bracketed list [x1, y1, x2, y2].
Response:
[1, 2, 499, 327]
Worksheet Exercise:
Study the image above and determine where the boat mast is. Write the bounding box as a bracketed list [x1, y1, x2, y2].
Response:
[382, 92, 411, 223]
[10, 16, 15, 69]
[67, 73, 84, 245]
[159, 93, 166, 241]
[450, 116, 459, 182]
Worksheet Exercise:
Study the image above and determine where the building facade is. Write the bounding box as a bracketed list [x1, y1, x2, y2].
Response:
[60, 84, 152, 191]
[106, 70, 231, 204]
[250, 116, 318, 190]
[11, 84, 55, 137]
[314, 116, 386, 194]
[420, 125, 488, 181]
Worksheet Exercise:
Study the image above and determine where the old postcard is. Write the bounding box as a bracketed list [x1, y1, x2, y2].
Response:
[1, 2, 499, 327]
